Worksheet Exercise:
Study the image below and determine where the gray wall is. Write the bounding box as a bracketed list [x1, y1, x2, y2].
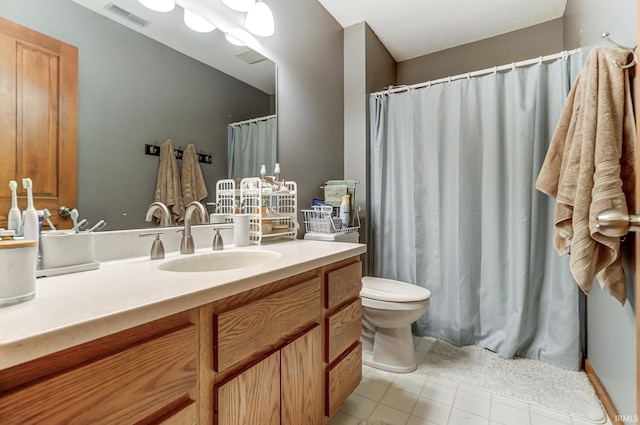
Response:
[397, 18, 564, 84]
[255, 0, 345, 227]
[0, 0, 271, 230]
[564, 0, 637, 417]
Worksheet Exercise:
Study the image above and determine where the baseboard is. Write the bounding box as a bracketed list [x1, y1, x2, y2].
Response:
[585, 359, 622, 424]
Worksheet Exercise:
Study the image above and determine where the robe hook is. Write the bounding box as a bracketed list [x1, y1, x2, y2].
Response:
[601, 32, 637, 69]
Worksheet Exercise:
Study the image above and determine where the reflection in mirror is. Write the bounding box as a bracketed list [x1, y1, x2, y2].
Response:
[227, 114, 277, 180]
[0, 0, 276, 230]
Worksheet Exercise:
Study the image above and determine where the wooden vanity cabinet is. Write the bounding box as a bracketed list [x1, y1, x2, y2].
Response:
[323, 259, 363, 417]
[0, 256, 363, 425]
[210, 271, 323, 425]
[0, 312, 198, 425]
[215, 325, 322, 425]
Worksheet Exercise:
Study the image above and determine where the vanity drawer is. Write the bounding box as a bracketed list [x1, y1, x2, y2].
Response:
[158, 400, 197, 425]
[214, 277, 321, 372]
[325, 298, 362, 364]
[325, 341, 362, 417]
[0, 324, 198, 425]
[325, 261, 362, 310]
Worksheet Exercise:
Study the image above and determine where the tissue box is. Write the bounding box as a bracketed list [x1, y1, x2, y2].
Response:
[41, 231, 96, 269]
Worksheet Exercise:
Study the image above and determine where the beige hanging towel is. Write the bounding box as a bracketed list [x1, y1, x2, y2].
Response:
[154, 139, 184, 225]
[536, 46, 636, 305]
[181, 144, 209, 223]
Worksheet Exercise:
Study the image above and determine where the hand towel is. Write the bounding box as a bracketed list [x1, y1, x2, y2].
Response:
[154, 139, 184, 225]
[324, 184, 347, 207]
[181, 144, 209, 224]
[536, 46, 636, 304]
[326, 180, 357, 226]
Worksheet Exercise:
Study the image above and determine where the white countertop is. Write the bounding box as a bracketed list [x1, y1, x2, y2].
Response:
[0, 240, 366, 370]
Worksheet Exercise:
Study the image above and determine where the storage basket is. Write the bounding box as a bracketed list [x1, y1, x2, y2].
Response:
[302, 205, 360, 234]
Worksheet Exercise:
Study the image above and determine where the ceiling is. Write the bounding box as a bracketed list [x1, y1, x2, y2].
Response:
[72, 0, 276, 94]
[317, 0, 568, 62]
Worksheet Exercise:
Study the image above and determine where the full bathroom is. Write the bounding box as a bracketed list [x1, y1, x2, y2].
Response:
[0, 0, 637, 424]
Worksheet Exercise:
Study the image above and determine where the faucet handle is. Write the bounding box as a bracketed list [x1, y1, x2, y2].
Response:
[140, 232, 165, 260]
[212, 229, 224, 251]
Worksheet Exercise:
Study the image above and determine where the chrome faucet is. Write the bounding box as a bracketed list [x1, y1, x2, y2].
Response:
[145, 202, 171, 226]
[180, 201, 208, 254]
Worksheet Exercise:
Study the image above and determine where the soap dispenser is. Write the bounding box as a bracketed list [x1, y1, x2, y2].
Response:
[140, 232, 165, 260]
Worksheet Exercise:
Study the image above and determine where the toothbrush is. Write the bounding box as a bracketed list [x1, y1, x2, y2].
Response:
[42, 208, 56, 231]
[7, 181, 21, 234]
[77, 218, 89, 230]
[87, 220, 106, 232]
[21, 178, 39, 241]
[70, 209, 80, 233]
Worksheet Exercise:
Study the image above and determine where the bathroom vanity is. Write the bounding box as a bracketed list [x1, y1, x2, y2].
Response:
[0, 240, 365, 425]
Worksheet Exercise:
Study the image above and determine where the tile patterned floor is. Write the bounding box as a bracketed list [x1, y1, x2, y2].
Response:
[329, 337, 612, 425]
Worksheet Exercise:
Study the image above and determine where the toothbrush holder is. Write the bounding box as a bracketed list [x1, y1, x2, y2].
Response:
[41, 231, 96, 270]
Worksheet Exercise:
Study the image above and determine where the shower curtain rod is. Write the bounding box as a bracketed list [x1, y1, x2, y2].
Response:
[228, 114, 276, 127]
[370, 48, 583, 97]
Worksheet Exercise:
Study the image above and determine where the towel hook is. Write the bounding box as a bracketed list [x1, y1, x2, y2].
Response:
[601, 32, 637, 69]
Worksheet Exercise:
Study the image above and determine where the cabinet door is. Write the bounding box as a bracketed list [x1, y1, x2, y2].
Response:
[0, 17, 78, 229]
[281, 326, 322, 425]
[215, 351, 280, 425]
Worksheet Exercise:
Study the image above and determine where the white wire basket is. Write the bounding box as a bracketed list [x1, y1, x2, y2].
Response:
[302, 205, 360, 234]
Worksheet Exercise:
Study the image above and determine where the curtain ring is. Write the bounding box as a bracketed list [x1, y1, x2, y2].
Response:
[538, 56, 543, 66]
[467, 72, 471, 80]
[493, 66, 497, 75]
[562, 50, 568, 61]
[447, 76, 451, 84]
[511, 62, 516, 71]
[427, 81, 431, 88]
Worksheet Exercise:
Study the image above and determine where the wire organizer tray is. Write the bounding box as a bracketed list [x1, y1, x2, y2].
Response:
[240, 177, 298, 245]
[302, 205, 360, 234]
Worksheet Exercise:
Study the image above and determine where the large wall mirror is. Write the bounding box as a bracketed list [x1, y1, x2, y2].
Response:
[0, 0, 276, 230]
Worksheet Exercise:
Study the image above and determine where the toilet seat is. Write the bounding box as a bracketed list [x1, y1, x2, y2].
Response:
[361, 277, 431, 302]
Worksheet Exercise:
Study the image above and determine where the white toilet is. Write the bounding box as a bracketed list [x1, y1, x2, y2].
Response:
[360, 277, 432, 373]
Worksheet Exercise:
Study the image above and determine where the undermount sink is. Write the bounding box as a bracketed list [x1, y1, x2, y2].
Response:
[158, 250, 282, 273]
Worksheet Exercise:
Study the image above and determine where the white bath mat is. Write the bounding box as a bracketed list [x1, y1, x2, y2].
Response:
[419, 339, 606, 423]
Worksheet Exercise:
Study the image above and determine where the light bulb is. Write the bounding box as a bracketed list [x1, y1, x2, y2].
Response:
[225, 32, 245, 46]
[138, 0, 175, 13]
[245, 1, 274, 37]
[184, 9, 216, 33]
[222, 0, 256, 12]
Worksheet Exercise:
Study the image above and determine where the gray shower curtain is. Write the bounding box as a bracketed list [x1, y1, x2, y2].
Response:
[369, 53, 584, 370]
[228, 115, 277, 179]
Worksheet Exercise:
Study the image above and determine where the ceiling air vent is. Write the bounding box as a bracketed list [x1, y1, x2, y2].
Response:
[104, 2, 150, 28]
[235, 49, 269, 65]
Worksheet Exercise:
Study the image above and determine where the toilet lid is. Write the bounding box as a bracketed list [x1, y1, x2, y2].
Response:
[361, 277, 431, 302]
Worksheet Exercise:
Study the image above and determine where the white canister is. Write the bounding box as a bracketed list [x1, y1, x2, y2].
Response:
[0, 239, 37, 307]
[233, 214, 251, 247]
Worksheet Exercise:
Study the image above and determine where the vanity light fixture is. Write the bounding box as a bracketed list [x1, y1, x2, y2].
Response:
[225, 31, 246, 46]
[183, 8, 216, 33]
[137, 0, 175, 13]
[222, 0, 256, 12]
[245, 1, 274, 37]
